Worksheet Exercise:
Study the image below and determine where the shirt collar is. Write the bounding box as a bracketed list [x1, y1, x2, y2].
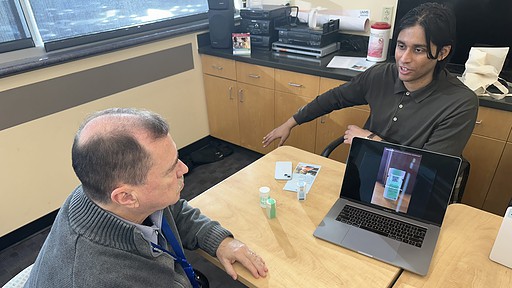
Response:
[394, 69, 448, 102]
[111, 210, 164, 243]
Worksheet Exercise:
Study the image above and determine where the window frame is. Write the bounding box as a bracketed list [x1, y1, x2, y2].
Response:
[0, 0, 224, 78]
[0, 0, 34, 53]
[43, 12, 208, 52]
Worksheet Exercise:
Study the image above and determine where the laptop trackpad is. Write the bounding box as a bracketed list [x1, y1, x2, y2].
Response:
[342, 228, 399, 262]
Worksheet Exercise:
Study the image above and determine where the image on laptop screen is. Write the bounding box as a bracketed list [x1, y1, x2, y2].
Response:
[371, 148, 422, 214]
[341, 139, 459, 225]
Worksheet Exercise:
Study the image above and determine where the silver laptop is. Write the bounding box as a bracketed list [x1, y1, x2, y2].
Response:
[314, 137, 461, 276]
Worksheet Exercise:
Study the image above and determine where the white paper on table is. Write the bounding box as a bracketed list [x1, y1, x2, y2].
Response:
[327, 56, 376, 71]
[283, 163, 321, 193]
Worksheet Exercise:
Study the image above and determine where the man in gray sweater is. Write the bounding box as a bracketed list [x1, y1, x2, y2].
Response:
[25, 108, 268, 287]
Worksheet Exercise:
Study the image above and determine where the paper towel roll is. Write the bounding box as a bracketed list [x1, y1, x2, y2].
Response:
[315, 14, 369, 32]
[338, 16, 369, 32]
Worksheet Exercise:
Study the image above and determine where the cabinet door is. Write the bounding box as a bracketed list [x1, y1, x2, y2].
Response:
[203, 74, 240, 145]
[316, 77, 369, 163]
[461, 134, 505, 208]
[315, 108, 370, 163]
[275, 91, 316, 153]
[237, 82, 275, 154]
[483, 142, 512, 215]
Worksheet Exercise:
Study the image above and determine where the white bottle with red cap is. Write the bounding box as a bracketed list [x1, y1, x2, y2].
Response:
[367, 22, 392, 62]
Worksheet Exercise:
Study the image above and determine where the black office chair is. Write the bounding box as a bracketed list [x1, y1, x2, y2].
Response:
[451, 158, 470, 203]
[320, 135, 471, 204]
[321, 135, 345, 158]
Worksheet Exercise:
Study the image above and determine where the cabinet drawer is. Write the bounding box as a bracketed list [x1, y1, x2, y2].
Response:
[473, 106, 512, 140]
[201, 55, 236, 80]
[320, 77, 369, 111]
[236, 62, 274, 89]
[275, 69, 319, 98]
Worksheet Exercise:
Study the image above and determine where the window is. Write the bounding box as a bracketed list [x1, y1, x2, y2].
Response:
[1, 0, 209, 54]
[28, 0, 209, 51]
[0, 0, 34, 53]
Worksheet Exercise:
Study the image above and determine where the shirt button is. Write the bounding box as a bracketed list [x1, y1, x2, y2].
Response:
[398, 104, 403, 109]
[393, 117, 398, 121]
[405, 92, 410, 96]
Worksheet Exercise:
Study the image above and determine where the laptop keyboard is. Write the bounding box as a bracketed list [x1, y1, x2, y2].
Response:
[336, 205, 427, 247]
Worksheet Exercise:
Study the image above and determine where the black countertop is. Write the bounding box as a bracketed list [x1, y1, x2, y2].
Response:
[198, 37, 512, 112]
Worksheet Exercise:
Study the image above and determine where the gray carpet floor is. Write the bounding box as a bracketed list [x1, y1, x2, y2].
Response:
[0, 141, 262, 287]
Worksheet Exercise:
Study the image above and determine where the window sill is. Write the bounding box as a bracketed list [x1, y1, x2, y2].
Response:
[0, 18, 209, 79]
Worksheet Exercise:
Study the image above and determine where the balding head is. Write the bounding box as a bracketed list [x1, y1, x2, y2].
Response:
[72, 108, 169, 203]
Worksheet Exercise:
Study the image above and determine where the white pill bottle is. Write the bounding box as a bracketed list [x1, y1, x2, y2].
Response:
[367, 22, 391, 62]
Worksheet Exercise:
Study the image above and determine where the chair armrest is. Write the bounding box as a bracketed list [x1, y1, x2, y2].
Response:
[321, 136, 345, 158]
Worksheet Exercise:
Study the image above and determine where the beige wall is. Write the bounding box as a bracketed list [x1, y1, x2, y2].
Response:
[0, 32, 209, 237]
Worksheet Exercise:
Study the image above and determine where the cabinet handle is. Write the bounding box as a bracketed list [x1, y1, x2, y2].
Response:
[288, 82, 303, 88]
[320, 116, 326, 123]
[248, 74, 261, 79]
[238, 89, 244, 102]
[212, 65, 223, 70]
[475, 120, 482, 125]
[228, 86, 234, 100]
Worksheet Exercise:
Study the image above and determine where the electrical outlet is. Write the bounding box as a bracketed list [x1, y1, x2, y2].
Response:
[382, 6, 394, 23]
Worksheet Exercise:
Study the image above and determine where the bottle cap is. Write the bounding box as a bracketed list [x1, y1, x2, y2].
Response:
[371, 22, 391, 29]
[259, 186, 270, 194]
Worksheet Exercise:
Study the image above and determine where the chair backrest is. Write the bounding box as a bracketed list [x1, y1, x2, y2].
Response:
[3, 264, 33, 288]
[451, 157, 471, 203]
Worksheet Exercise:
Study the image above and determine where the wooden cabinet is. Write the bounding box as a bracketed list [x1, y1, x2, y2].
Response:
[274, 69, 319, 153]
[201, 55, 275, 153]
[462, 135, 505, 208]
[483, 142, 512, 215]
[462, 106, 512, 215]
[201, 55, 512, 214]
[201, 55, 373, 161]
[236, 62, 275, 154]
[202, 55, 239, 144]
[275, 91, 317, 152]
[314, 77, 370, 163]
[237, 82, 275, 154]
[203, 74, 240, 144]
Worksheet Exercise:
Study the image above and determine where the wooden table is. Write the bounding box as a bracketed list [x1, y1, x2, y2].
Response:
[393, 204, 512, 288]
[189, 146, 401, 288]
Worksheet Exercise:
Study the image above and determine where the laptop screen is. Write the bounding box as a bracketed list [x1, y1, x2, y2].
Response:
[341, 138, 461, 225]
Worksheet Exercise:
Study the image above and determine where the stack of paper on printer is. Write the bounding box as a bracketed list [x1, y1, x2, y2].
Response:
[283, 162, 321, 193]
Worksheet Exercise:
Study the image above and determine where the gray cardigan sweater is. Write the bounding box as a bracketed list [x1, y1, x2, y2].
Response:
[25, 186, 232, 288]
